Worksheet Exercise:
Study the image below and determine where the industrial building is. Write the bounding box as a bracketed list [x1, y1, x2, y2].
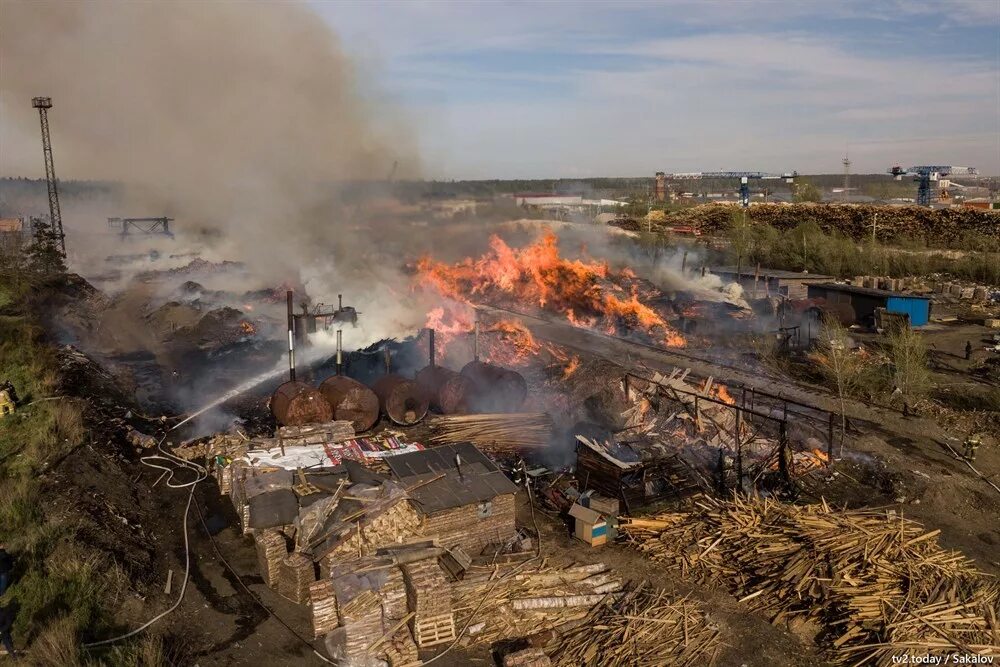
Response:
[806, 283, 932, 327]
[710, 266, 832, 299]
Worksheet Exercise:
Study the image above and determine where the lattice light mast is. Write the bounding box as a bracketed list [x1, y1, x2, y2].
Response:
[32, 96, 66, 257]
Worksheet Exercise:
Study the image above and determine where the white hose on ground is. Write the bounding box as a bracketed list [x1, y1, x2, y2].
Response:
[82, 436, 207, 649]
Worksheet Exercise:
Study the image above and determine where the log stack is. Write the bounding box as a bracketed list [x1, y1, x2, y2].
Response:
[642, 203, 1000, 245]
[549, 582, 721, 666]
[621, 496, 1000, 664]
[451, 562, 623, 647]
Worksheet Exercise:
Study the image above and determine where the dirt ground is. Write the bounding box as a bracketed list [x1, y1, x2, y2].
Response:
[28, 270, 999, 665]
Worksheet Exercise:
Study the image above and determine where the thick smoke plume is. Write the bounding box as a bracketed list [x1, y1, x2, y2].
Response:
[0, 1, 420, 311]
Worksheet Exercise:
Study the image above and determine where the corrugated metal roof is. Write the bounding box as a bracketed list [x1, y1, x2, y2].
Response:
[710, 266, 833, 280]
[809, 283, 931, 300]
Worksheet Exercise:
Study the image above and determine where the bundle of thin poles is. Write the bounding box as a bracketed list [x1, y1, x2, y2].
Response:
[427, 413, 553, 449]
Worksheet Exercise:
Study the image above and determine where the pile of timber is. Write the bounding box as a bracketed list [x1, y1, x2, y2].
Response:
[276, 552, 316, 604]
[401, 558, 456, 647]
[652, 203, 1000, 245]
[451, 562, 623, 646]
[255, 529, 288, 587]
[276, 420, 355, 448]
[549, 582, 721, 666]
[427, 413, 553, 450]
[621, 496, 1000, 664]
[309, 579, 339, 638]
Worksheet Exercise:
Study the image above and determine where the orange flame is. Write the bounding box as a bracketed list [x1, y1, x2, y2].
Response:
[416, 230, 685, 349]
[710, 383, 736, 405]
[239, 320, 257, 335]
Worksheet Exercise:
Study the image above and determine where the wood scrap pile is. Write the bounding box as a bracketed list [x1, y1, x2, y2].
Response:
[427, 413, 553, 450]
[451, 561, 623, 646]
[276, 420, 355, 448]
[620, 496, 1000, 664]
[654, 203, 1000, 245]
[548, 582, 722, 666]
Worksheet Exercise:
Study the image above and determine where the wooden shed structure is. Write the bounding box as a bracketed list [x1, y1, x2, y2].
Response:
[386, 443, 519, 554]
[709, 266, 832, 299]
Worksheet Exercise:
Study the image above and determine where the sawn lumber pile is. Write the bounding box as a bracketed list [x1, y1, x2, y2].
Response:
[427, 413, 553, 449]
[451, 561, 622, 646]
[621, 496, 1000, 664]
[548, 582, 722, 666]
[657, 203, 999, 244]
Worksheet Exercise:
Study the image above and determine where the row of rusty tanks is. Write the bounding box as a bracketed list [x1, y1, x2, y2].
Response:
[270, 362, 526, 430]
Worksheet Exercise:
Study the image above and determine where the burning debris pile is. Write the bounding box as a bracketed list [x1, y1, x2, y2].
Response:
[416, 230, 687, 349]
[621, 496, 1000, 664]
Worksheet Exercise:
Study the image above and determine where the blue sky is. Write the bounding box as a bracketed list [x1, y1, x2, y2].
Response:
[312, 0, 1000, 179]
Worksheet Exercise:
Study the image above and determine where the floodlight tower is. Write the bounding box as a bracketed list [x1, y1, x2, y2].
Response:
[842, 155, 851, 203]
[32, 96, 66, 257]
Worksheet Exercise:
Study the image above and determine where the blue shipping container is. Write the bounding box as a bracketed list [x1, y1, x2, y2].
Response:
[886, 296, 930, 327]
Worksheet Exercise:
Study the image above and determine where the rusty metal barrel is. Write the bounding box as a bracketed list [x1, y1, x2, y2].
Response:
[415, 364, 477, 414]
[270, 381, 333, 426]
[460, 360, 527, 412]
[372, 374, 429, 426]
[318, 375, 379, 433]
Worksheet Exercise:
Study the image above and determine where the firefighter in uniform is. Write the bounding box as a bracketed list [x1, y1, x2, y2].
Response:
[0, 380, 17, 418]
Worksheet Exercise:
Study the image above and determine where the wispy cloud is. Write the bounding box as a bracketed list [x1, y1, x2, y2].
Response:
[313, 0, 1000, 178]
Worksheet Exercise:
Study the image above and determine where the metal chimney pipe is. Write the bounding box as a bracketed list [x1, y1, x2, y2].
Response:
[336, 329, 343, 375]
[286, 290, 296, 381]
[429, 328, 436, 367]
[338, 293, 343, 311]
[474, 319, 480, 362]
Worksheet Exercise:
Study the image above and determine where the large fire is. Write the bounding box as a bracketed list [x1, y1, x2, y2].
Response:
[416, 230, 686, 348]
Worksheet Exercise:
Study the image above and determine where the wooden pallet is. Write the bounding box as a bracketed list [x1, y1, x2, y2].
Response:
[412, 613, 456, 648]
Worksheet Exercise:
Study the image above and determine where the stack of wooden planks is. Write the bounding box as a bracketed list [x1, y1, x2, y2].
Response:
[549, 582, 721, 666]
[451, 561, 623, 646]
[276, 552, 316, 604]
[621, 495, 1000, 664]
[401, 558, 456, 647]
[254, 529, 287, 587]
[309, 579, 339, 638]
[427, 413, 553, 450]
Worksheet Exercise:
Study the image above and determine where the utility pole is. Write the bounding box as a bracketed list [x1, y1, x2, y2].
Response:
[32, 96, 66, 258]
[842, 154, 851, 204]
[872, 212, 878, 244]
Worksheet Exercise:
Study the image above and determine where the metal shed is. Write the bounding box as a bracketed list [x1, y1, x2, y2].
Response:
[806, 283, 931, 327]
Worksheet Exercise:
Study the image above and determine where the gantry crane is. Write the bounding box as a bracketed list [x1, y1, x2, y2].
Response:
[32, 96, 66, 257]
[661, 171, 797, 207]
[888, 165, 978, 207]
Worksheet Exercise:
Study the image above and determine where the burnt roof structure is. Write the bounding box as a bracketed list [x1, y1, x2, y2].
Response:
[386, 443, 520, 513]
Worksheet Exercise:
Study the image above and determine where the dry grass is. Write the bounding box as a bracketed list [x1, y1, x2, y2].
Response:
[26, 617, 83, 667]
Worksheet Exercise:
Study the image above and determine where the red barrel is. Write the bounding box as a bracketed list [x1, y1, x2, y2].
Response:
[460, 361, 527, 412]
[270, 381, 333, 426]
[416, 365, 476, 414]
[319, 375, 379, 433]
[372, 374, 429, 426]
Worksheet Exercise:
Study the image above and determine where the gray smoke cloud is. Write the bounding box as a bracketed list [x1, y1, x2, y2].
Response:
[0, 0, 419, 284]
